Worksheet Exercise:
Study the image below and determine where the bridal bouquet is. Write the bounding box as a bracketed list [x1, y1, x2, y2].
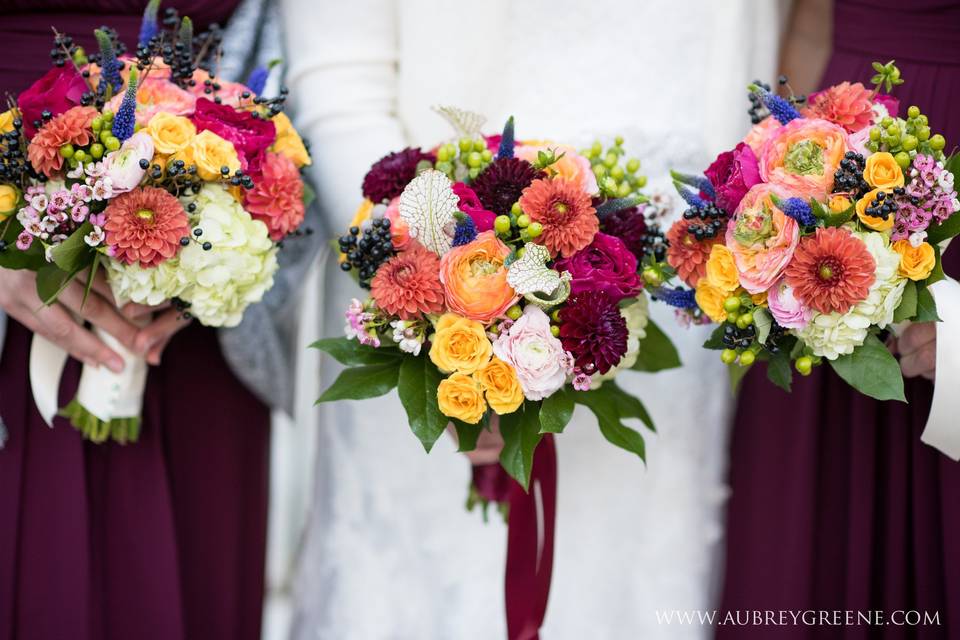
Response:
[314, 109, 680, 487]
[649, 62, 959, 401]
[0, 1, 312, 441]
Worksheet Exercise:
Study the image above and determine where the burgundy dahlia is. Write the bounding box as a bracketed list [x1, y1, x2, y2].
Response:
[558, 291, 629, 375]
[471, 157, 545, 216]
[601, 206, 648, 258]
[362, 147, 431, 203]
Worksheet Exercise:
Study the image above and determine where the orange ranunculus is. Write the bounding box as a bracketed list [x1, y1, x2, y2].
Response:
[439, 230, 518, 323]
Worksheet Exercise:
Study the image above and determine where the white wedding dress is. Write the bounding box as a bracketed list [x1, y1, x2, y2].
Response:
[279, 1, 783, 638]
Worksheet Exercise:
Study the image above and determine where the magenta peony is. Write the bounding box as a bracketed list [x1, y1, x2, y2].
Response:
[191, 98, 275, 173]
[704, 143, 761, 213]
[554, 232, 641, 303]
[18, 66, 90, 138]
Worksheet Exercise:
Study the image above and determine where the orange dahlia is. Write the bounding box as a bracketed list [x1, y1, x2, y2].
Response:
[518, 178, 598, 258]
[103, 186, 190, 268]
[803, 82, 874, 133]
[666, 217, 723, 287]
[371, 245, 445, 320]
[784, 227, 876, 314]
[27, 106, 97, 177]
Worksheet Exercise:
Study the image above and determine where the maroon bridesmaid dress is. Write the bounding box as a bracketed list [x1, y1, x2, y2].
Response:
[718, 2, 960, 638]
[0, 4, 271, 639]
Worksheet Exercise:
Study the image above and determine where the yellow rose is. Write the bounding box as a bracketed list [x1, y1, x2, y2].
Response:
[695, 279, 729, 323]
[855, 188, 895, 231]
[474, 357, 524, 415]
[270, 112, 311, 168]
[863, 151, 905, 190]
[180, 130, 241, 181]
[0, 109, 14, 134]
[429, 313, 493, 374]
[705, 244, 739, 292]
[893, 240, 936, 281]
[0, 184, 20, 219]
[146, 112, 197, 155]
[828, 195, 852, 213]
[750, 290, 768, 307]
[437, 372, 487, 424]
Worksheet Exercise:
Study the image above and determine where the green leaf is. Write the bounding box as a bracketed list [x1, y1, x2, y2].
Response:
[728, 362, 750, 394]
[81, 252, 102, 309]
[607, 382, 655, 432]
[576, 384, 647, 461]
[302, 181, 317, 208]
[766, 351, 793, 392]
[499, 403, 543, 490]
[310, 337, 402, 366]
[893, 280, 918, 322]
[828, 333, 906, 402]
[916, 286, 940, 322]
[926, 215, 960, 245]
[703, 325, 726, 350]
[0, 219, 47, 270]
[49, 223, 94, 273]
[451, 418, 481, 452]
[35, 263, 78, 305]
[631, 319, 682, 372]
[539, 387, 575, 434]
[396, 356, 447, 452]
[925, 245, 946, 286]
[814, 197, 855, 227]
[753, 307, 772, 345]
[316, 363, 399, 402]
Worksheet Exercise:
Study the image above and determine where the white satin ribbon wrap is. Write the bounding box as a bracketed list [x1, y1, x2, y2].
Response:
[29, 327, 148, 427]
[921, 276, 960, 460]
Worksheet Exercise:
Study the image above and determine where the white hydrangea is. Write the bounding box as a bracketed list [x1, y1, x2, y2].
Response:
[796, 230, 906, 360]
[590, 295, 649, 388]
[107, 183, 278, 328]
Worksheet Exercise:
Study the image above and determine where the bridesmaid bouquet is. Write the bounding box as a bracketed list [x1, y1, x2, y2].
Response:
[650, 62, 959, 401]
[314, 108, 680, 487]
[0, 1, 312, 441]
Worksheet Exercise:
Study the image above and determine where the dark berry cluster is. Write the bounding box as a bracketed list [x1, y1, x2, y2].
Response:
[49, 32, 80, 68]
[250, 87, 289, 118]
[681, 201, 728, 240]
[862, 187, 905, 221]
[721, 322, 755, 350]
[339, 219, 395, 288]
[832, 152, 870, 198]
[179, 225, 213, 252]
[172, 297, 193, 320]
[761, 322, 789, 354]
[641, 222, 668, 262]
[0, 114, 29, 185]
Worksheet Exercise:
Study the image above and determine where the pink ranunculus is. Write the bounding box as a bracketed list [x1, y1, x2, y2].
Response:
[492, 305, 571, 401]
[767, 278, 813, 329]
[191, 98, 276, 174]
[103, 131, 154, 193]
[18, 66, 89, 138]
[384, 197, 412, 250]
[515, 143, 599, 195]
[743, 117, 780, 156]
[726, 183, 800, 294]
[106, 76, 197, 126]
[554, 232, 641, 303]
[759, 118, 849, 200]
[451, 182, 496, 232]
[243, 152, 305, 240]
[704, 143, 761, 213]
[873, 93, 899, 119]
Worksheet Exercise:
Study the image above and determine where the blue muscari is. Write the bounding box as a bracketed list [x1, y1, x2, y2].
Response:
[497, 116, 515, 160]
[652, 286, 698, 309]
[246, 66, 269, 96]
[95, 30, 123, 94]
[780, 197, 816, 227]
[138, 0, 160, 46]
[452, 216, 478, 247]
[758, 89, 801, 125]
[112, 73, 138, 142]
[673, 172, 715, 199]
[675, 184, 707, 208]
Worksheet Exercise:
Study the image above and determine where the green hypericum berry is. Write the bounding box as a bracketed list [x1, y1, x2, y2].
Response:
[930, 134, 946, 151]
[99, 129, 112, 144]
[901, 134, 918, 151]
[601, 176, 617, 193]
[516, 214, 530, 228]
[726, 311, 739, 324]
[641, 267, 662, 286]
[91, 117, 103, 132]
[435, 160, 453, 174]
[602, 152, 617, 168]
[506, 305, 523, 320]
[550, 309, 562, 323]
[881, 116, 893, 128]
[739, 350, 756, 366]
[617, 182, 631, 198]
[614, 135, 624, 146]
[90, 143, 105, 159]
[610, 165, 625, 180]
[869, 127, 881, 142]
[527, 221, 543, 238]
[720, 349, 738, 365]
[510, 201, 523, 216]
[907, 105, 921, 119]
[436, 146, 452, 162]
[795, 355, 813, 376]
[458, 138, 472, 153]
[473, 139, 486, 152]
[626, 158, 640, 173]
[550, 325, 560, 338]
[590, 141, 602, 157]
[593, 164, 607, 178]
[467, 167, 480, 180]
[895, 151, 911, 169]
[736, 313, 753, 329]
[918, 114, 928, 126]
[723, 296, 741, 313]
[59, 144, 75, 158]
[494, 215, 511, 235]
[466, 151, 482, 168]
[73, 149, 86, 162]
[105, 137, 121, 151]
[917, 126, 931, 141]
[102, 109, 114, 121]
[885, 123, 900, 136]
[481, 149, 493, 162]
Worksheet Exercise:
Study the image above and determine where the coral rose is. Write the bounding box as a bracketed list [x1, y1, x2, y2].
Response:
[439, 230, 518, 323]
[474, 357, 525, 415]
[437, 373, 487, 424]
[243, 151, 305, 240]
[726, 184, 800, 294]
[705, 244, 740, 292]
[893, 240, 935, 281]
[862, 152, 904, 190]
[760, 118, 849, 199]
[429, 313, 493, 375]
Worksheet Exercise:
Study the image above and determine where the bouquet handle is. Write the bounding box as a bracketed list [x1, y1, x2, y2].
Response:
[921, 276, 960, 460]
[29, 325, 148, 443]
[472, 434, 557, 640]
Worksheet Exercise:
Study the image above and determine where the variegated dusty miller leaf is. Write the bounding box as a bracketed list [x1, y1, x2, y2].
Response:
[432, 105, 487, 139]
[398, 169, 459, 255]
[507, 243, 571, 296]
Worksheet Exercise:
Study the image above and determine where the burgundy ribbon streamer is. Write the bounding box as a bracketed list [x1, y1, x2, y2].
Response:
[472, 434, 557, 640]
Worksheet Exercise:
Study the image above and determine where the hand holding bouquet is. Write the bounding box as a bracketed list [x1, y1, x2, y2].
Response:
[649, 62, 958, 401]
[0, 1, 312, 441]
[315, 109, 680, 487]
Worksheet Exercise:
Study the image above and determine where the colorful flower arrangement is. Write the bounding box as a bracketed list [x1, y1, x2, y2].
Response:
[0, 1, 312, 441]
[315, 108, 680, 487]
[649, 62, 959, 400]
